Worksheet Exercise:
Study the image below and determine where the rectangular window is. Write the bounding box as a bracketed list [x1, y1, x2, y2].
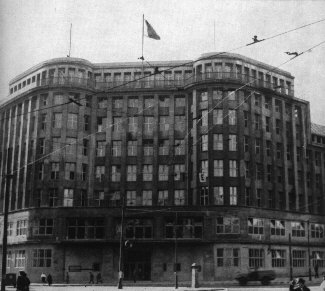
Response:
[33, 219, 54, 236]
[249, 249, 264, 268]
[158, 140, 169, 156]
[38, 163, 44, 180]
[276, 119, 281, 135]
[254, 114, 260, 130]
[66, 137, 77, 155]
[293, 250, 306, 267]
[16, 220, 28, 236]
[200, 186, 209, 206]
[53, 113, 62, 128]
[311, 223, 324, 238]
[41, 113, 47, 130]
[159, 116, 169, 132]
[175, 96, 185, 107]
[158, 190, 169, 206]
[158, 165, 169, 181]
[49, 188, 58, 207]
[54, 94, 64, 105]
[213, 134, 223, 150]
[201, 135, 208, 151]
[113, 117, 122, 133]
[212, 89, 223, 100]
[214, 160, 223, 177]
[113, 97, 123, 109]
[244, 111, 249, 127]
[255, 139, 261, 155]
[174, 164, 185, 181]
[128, 117, 138, 133]
[127, 140, 137, 156]
[67, 218, 104, 239]
[98, 97, 107, 108]
[96, 141, 105, 157]
[144, 97, 154, 109]
[125, 218, 153, 239]
[51, 163, 60, 180]
[94, 191, 105, 206]
[216, 217, 239, 233]
[128, 97, 139, 108]
[229, 134, 237, 151]
[230, 187, 237, 205]
[112, 141, 122, 157]
[271, 250, 286, 268]
[159, 96, 169, 107]
[265, 116, 270, 132]
[67, 113, 78, 130]
[213, 187, 224, 205]
[174, 190, 185, 205]
[143, 140, 154, 156]
[291, 221, 305, 237]
[174, 116, 185, 132]
[271, 220, 285, 236]
[142, 190, 152, 206]
[95, 166, 105, 182]
[213, 109, 223, 125]
[65, 162, 76, 180]
[175, 140, 185, 155]
[15, 250, 26, 268]
[248, 218, 264, 235]
[126, 191, 136, 206]
[244, 136, 249, 152]
[83, 139, 88, 156]
[127, 165, 137, 182]
[201, 110, 208, 127]
[266, 140, 271, 157]
[229, 110, 236, 125]
[82, 164, 88, 181]
[229, 161, 237, 177]
[63, 189, 74, 207]
[143, 164, 153, 181]
[144, 116, 154, 134]
[111, 165, 121, 182]
[84, 115, 90, 131]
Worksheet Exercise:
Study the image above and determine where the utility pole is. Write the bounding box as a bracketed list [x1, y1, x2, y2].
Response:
[1, 173, 13, 291]
[117, 196, 125, 289]
[307, 220, 311, 281]
[174, 211, 178, 289]
[289, 233, 293, 281]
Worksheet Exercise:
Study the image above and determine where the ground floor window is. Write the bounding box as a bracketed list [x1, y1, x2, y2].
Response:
[292, 250, 306, 267]
[249, 249, 264, 268]
[312, 251, 324, 268]
[216, 248, 240, 267]
[32, 249, 52, 267]
[15, 250, 26, 268]
[271, 250, 286, 267]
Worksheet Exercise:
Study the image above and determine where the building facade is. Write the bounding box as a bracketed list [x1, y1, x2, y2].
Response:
[0, 52, 324, 283]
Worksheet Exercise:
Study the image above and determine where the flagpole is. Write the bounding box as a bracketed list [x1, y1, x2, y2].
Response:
[142, 14, 144, 76]
[68, 23, 72, 57]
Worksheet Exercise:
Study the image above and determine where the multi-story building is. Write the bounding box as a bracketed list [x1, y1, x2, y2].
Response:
[0, 52, 324, 283]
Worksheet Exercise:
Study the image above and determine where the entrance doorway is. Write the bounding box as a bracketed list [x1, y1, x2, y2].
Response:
[124, 249, 151, 281]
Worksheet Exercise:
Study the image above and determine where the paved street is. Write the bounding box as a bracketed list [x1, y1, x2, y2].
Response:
[5, 284, 321, 291]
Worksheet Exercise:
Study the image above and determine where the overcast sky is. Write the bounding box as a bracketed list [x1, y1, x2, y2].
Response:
[0, 0, 324, 125]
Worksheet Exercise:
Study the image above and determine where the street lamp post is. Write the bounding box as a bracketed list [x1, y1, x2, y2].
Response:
[1, 174, 13, 291]
[307, 220, 312, 281]
[117, 196, 125, 289]
[174, 211, 178, 289]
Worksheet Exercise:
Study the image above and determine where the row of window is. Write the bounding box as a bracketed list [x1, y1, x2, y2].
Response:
[6, 249, 52, 268]
[7, 217, 324, 240]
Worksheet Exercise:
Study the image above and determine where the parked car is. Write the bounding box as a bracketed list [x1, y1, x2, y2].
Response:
[235, 269, 276, 285]
[5, 273, 16, 288]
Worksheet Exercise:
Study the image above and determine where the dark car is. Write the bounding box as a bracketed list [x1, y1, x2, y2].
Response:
[235, 269, 276, 285]
[5, 273, 16, 288]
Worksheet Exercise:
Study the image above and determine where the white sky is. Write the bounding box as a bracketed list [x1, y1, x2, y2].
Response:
[0, 0, 324, 125]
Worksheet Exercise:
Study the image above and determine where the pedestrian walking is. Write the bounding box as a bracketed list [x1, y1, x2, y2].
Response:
[40, 272, 46, 284]
[96, 272, 103, 284]
[320, 273, 325, 291]
[89, 272, 94, 284]
[289, 277, 310, 291]
[314, 262, 319, 278]
[47, 273, 53, 286]
[16, 271, 28, 291]
[66, 272, 69, 284]
[21, 271, 30, 291]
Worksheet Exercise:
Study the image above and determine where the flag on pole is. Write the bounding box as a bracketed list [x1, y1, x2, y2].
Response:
[145, 20, 160, 40]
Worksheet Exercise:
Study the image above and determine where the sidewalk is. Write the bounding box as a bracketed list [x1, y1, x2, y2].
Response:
[29, 276, 324, 288]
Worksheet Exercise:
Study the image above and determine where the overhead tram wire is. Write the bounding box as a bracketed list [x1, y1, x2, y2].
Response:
[4, 38, 325, 178]
[180, 38, 325, 150]
[1, 16, 325, 123]
[2, 29, 325, 174]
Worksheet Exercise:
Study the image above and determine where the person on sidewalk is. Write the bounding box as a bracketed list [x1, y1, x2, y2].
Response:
[89, 272, 94, 284]
[66, 272, 69, 284]
[96, 272, 103, 284]
[47, 273, 53, 286]
[40, 272, 46, 284]
[21, 271, 30, 291]
[314, 262, 319, 278]
[320, 273, 325, 291]
[289, 277, 310, 291]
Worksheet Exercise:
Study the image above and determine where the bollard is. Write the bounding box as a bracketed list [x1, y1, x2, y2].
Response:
[191, 263, 199, 288]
